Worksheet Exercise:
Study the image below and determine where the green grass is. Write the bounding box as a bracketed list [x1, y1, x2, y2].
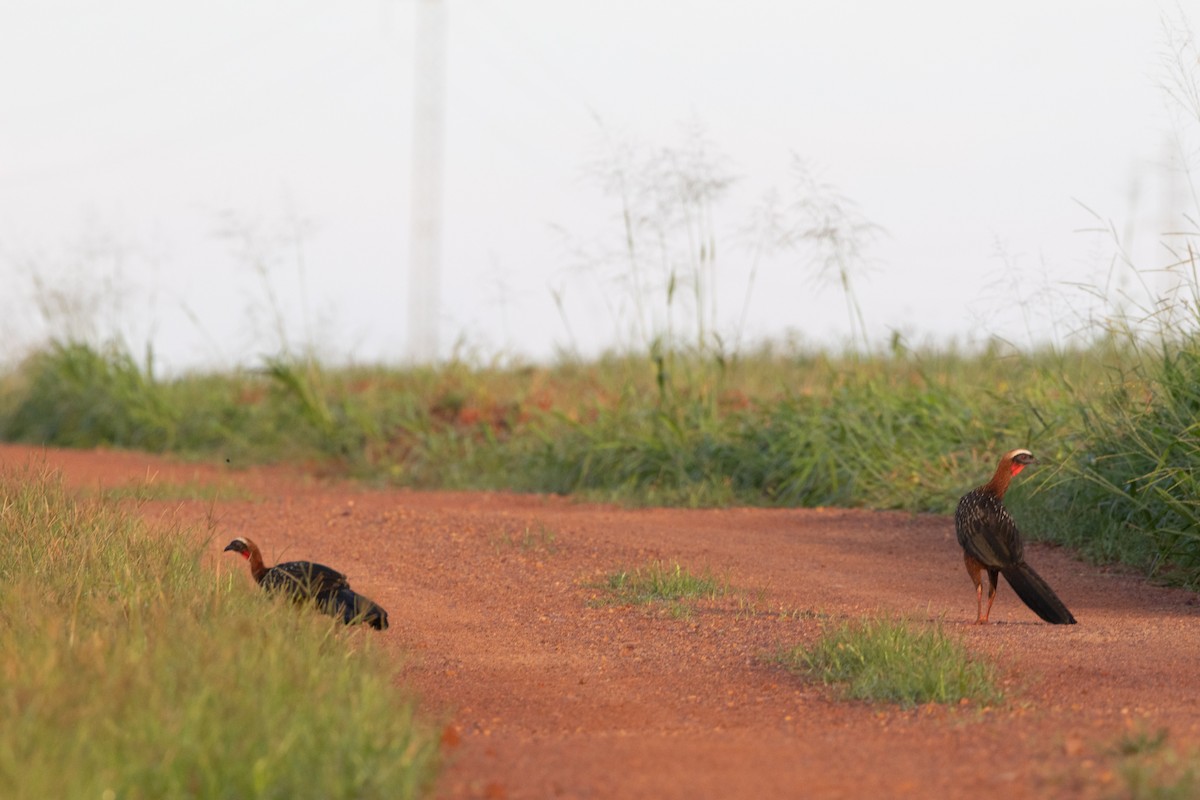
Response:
[1116, 727, 1172, 757]
[993, 287, 1200, 590]
[95, 477, 255, 503]
[599, 560, 727, 616]
[1121, 760, 1198, 800]
[776, 616, 1003, 707]
[0, 464, 439, 799]
[4, 330, 1200, 589]
[1114, 729, 1199, 800]
[492, 522, 559, 555]
[0, 337, 1112, 506]
[1011, 332, 1200, 588]
[1, 341, 178, 450]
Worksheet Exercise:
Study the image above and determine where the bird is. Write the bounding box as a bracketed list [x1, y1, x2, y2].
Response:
[223, 536, 389, 630]
[954, 448, 1076, 625]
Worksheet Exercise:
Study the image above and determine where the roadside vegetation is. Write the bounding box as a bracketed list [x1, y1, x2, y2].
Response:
[5, 331, 1200, 590]
[0, 335, 1118, 512]
[0, 464, 439, 799]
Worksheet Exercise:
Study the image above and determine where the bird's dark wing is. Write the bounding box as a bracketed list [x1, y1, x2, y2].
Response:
[954, 489, 1025, 568]
[261, 560, 349, 600]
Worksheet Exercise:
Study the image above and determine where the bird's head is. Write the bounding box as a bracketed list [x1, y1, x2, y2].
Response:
[1004, 448, 1037, 476]
[223, 537, 254, 560]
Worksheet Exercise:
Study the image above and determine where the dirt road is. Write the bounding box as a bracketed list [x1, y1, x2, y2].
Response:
[7, 444, 1199, 799]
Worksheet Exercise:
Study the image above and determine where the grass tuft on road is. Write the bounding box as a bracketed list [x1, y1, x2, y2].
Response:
[1116, 732, 1198, 800]
[0, 464, 439, 800]
[776, 615, 1002, 707]
[599, 560, 727, 616]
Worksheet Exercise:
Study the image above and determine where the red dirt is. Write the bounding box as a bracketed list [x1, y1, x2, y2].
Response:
[6, 443, 1200, 799]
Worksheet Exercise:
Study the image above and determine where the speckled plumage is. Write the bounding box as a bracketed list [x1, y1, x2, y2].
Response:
[224, 537, 389, 630]
[955, 488, 1025, 567]
[953, 449, 1076, 625]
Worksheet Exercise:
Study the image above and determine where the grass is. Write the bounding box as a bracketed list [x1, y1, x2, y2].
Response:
[775, 615, 1003, 707]
[1, 340, 178, 451]
[598, 560, 727, 616]
[492, 522, 559, 555]
[0, 464, 439, 799]
[733, 586, 825, 622]
[0, 337, 1113, 506]
[1121, 758, 1198, 800]
[1011, 330, 1200, 588]
[1111, 728, 1199, 800]
[2, 329, 1200, 589]
[1116, 727, 1172, 757]
[95, 477, 255, 503]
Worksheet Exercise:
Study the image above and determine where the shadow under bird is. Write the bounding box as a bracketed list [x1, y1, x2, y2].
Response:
[223, 536, 389, 630]
[954, 448, 1076, 625]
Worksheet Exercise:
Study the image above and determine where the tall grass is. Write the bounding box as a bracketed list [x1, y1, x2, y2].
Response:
[517, 340, 1097, 508]
[0, 464, 439, 799]
[0, 337, 1105, 506]
[1016, 315, 1200, 586]
[2, 331, 1193, 576]
[2, 340, 177, 450]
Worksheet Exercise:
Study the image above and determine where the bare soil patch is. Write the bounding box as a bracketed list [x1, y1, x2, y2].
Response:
[6, 444, 1200, 799]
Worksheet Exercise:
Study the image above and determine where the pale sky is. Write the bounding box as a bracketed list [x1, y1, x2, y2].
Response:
[0, 1, 1191, 371]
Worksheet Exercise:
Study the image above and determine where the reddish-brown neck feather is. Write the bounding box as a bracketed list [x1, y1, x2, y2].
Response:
[240, 540, 268, 582]
[983, 456, 1017, 499]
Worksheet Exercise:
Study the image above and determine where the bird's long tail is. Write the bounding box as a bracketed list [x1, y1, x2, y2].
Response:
[1001, 562, 1076, 624]
[328, 588, 389, 630]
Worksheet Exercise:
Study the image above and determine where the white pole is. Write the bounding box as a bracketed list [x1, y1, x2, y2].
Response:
[408, 0, 446, 363]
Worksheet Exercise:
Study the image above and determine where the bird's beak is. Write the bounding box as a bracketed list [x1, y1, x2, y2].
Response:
[223, 542, 239, 552]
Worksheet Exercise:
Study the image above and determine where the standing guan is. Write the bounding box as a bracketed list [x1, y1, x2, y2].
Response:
[954, 448, 1076, 625]
[223, 537, 389, 630]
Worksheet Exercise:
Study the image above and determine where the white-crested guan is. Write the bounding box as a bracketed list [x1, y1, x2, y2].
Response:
[954, 448, 1076, 625]
[223, 536, 389, 630]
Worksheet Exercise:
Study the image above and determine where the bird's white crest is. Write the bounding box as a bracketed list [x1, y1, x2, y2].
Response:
[1005, 448, 1033, 460]
[232, 536, 248, 546]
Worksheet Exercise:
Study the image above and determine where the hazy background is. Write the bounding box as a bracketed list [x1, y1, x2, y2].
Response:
[1, 1, 1192, 372]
